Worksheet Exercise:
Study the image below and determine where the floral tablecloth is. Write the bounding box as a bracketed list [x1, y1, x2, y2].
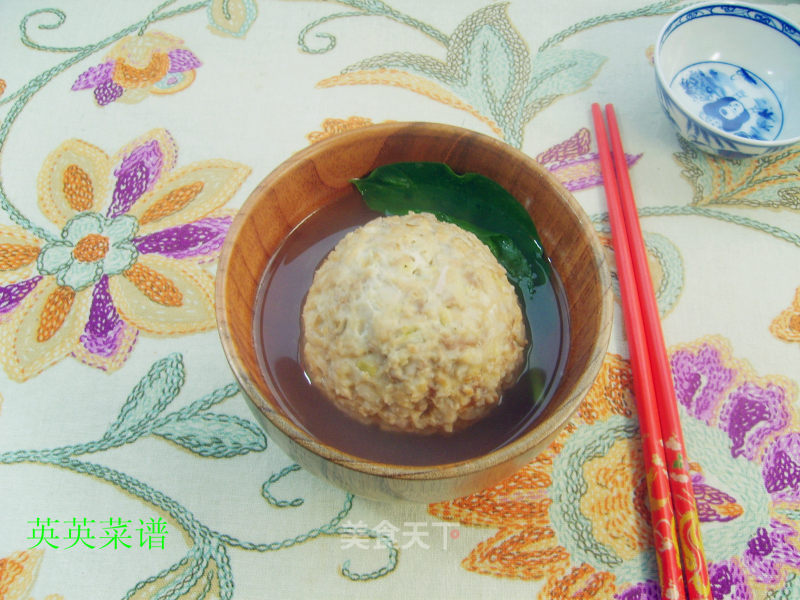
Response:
[1, 1, 799, 598]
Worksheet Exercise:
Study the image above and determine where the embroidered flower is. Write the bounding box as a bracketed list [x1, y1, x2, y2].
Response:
[207, 0, 258, 38]
[72, 31, 201, 106]
[770, 286, 800, 343]
[429, 337, 800, 599]
[535, 128, 641, 192]
[0, 549, 63, 600]
[0, 129, 250, 381]
[307, 116, 386, 144]
[37, 213, 138, 290]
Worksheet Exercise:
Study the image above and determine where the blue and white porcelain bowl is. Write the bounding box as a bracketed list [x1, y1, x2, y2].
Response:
[654, 2, 800, 159]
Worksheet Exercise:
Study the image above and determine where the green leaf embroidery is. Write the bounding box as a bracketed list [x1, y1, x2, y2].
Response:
[675, 136, 800, 210]
[450, 4, 530, 142]
[207, 0, 258, 38]
[315, 3, 604, 147]
[525, 46, 606, 121]
[594, 224, 684, 318]
[124, 550, 216, 600]
[153, 412, 267, 457]
[105, 353, 185, 438]
[0, 0, 400, 588]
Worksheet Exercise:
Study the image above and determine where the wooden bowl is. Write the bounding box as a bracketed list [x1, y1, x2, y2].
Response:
[216, 122, 612, 502]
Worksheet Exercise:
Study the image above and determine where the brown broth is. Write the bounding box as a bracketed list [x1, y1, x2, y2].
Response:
[253, 193, 570, 466]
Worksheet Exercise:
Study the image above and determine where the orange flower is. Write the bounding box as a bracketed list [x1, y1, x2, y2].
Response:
[0, 129, 249, 381]
[72, 32, 201, 105]
[0, 549, 63, 600]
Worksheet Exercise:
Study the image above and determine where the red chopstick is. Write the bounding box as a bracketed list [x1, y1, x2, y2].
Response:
[591, 103, 711, 599]
[604, 104, 711, 598]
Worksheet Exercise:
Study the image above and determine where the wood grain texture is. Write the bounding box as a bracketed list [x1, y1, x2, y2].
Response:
[215, 122, 613, 502]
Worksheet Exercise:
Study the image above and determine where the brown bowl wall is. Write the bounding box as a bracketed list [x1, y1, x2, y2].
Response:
[215, 121, 613, 502]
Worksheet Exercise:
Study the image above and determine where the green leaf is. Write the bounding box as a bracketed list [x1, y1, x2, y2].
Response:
[675, 136, 800, 209]
[207, 0, 258, 38]
[458, 4, 530, 126]
[153, 413, 267, 457]
[524, 47, 606, 120]
[352, 161, 549, 292]
[124, 550, 214, 600]
[105, 354, 185, 439]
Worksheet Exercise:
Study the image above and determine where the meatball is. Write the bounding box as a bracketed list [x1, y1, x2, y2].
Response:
[301, 212, 527, 434]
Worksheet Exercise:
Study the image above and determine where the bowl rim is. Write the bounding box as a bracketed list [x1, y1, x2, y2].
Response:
[215, 120, 613, 481]
[654, 0, 800, 150]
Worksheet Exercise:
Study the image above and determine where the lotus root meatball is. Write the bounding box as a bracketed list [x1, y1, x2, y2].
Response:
[301, 212, 527, 434]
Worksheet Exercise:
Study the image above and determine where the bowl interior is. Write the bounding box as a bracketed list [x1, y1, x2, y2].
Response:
[657, 3, 800, 140]
[216, 122, 611, 479]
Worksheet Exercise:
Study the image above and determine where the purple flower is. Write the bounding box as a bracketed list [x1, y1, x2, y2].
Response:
[536, 128, 642, 192]
[762, 433, 800, 502]
[742, 521, 800, 585]
[708, 560, 752, 600]
[670, 342, 737, 423]
[0, 129, 249, 381]
[72, 31, 200, 106]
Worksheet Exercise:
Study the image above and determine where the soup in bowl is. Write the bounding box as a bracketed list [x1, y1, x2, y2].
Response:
[215, 122, 612, 502]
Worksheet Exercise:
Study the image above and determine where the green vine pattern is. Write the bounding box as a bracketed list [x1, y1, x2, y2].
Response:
[765, 574, 799, 600]
[299, 0, 686, 148]
[300, 0, 800, 258]
[0, 1, 206, 241]
[592, 205, 800, 250]
[593, 222, 684, 317]
[298, 0, 449, 53]
[0, 354, 397, 597]
[674, 135, 800, 210]
[0, 2, 396, 595]
[2, 0, 800, 597]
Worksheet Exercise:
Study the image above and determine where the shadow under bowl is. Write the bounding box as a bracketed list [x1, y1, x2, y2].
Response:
[215, 121, 613, 503]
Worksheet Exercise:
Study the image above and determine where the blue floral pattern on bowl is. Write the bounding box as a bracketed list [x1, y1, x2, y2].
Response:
[660, 4, 800, 45]
[655, 2, 800, 159]
[671, 63, 782, 141]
